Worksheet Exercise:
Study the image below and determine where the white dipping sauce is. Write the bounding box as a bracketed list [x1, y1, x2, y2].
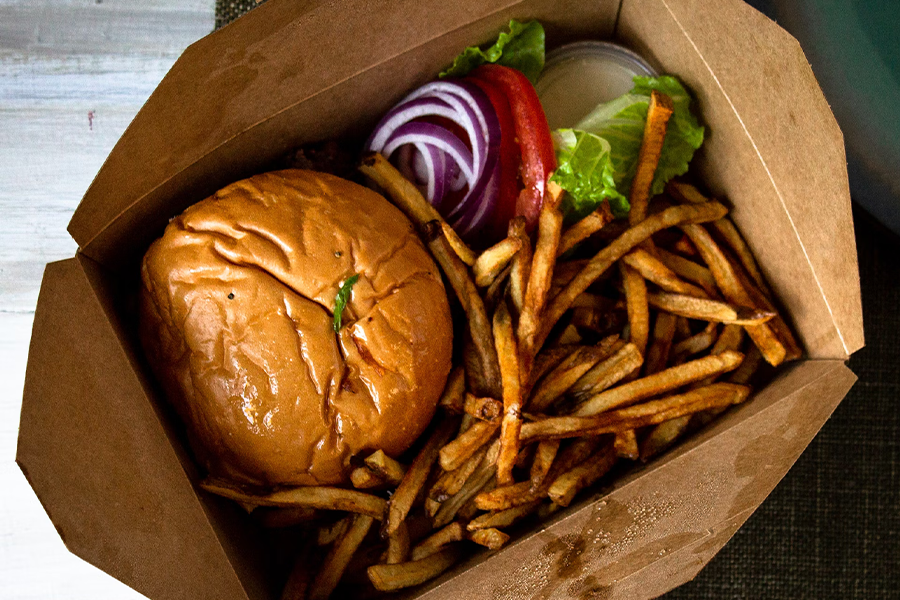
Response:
[536, 42, 657, 130]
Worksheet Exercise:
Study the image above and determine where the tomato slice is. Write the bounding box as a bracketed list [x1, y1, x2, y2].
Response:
[469, 64, 557, 232]
[466, 76, 520, 242]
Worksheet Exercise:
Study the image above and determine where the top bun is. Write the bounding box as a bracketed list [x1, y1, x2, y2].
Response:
[139, 170, 453, 487]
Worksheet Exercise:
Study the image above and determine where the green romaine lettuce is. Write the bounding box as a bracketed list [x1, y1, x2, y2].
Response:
[550, 129, 629, 220]
[440, 20, 545, 83]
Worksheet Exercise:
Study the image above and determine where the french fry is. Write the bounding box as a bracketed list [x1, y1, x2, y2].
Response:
[309, 513, 374, 600]
[410, 523, 466, 561]
[281, 541, 315, 600]
[674, 316, 693, 341]
[548, 444, 618, 507]
[557, 202, 615, 256]
[665, 180, 709, 205]
[432, 441, 499, 528]
[729, 344, 764, 385]
[529, 345, 581, 388]
[351, 466, 386, 489]
[629, 90, 674, 225]
[508, 216, 532, 315]
[359, 152, 475, 265]
[573, 350, 743, 416]
[556, 323, 583, 345]
[424, 498, 441, 519]
[681, 223, 787, 366]
[672, 322, 718, 360]
[255, 506, 320, 528]
[620, 263, 650, 355]
[518, 181, 565, 360]
[639, 416, 690, 462]
[468, 501, 544, 534]
[711, 218, 773, 298]
[439, 418, 498, 472]
[569, 342, 643, 401]
[550, 259, 590, 291]
[494, 300, 523, 486]
[529, 439, 561, 489]
[571, 306, 628, 337]
[571, 291, 617, 311]
[655, 247, 719, 297]
[647, 291, 775, 325]
[474, 481, 536, 510]
[474, 235, 523, 288]
[644, 312, 677, 375]
[539, 202, 729, 352]
[368, 545, 462, 592]
[201, 479, 387, 520]
[463, 394, 503, 422]
[528, 344, 613, 413]
[424, 221, 501, 397]
[457, 478, 497, 522]
[521, 383, 751, 441]
[386, 520, 410, 565]
[430, 440, 491, 501]
[438, 366, 466, 414]
[484, 262, 512, 314]
[364, 450, 406, 487]
[613, 430, 639, 460]
[470, 528, 511, 550]
[387, 413, 459, 535]
[622, 248, 709, 297]
[672, 234, 699, 257]
[317, 516, 351, 546]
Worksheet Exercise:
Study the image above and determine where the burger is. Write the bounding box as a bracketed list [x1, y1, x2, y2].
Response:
[139, 169, 454, 488]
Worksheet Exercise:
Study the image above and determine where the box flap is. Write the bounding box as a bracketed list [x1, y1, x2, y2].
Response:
[404, 359, 856, 599]
[67, 0, 617, 267]
[616, 0, 864, 358]
[16, 256, 271, 600]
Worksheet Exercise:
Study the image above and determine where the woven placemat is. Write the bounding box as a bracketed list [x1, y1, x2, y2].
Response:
[213, 3, 899, 598]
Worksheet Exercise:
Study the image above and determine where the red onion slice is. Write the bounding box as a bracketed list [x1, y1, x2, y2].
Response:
[382, 121, 475, 184]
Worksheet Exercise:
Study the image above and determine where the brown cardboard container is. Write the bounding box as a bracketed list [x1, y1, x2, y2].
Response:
[17, 0, 863, 598]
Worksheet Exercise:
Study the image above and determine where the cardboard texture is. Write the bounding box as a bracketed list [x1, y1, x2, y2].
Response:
[18, 0, 864, 598]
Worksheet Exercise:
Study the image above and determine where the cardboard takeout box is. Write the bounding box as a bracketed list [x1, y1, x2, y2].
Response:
[17, 0, 863, 598]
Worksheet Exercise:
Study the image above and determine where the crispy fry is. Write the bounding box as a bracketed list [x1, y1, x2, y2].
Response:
[571, 306, 628, 337]
[672, 234, 699, 257]
[309, 513, 374, 600]
[438, 366, 466, 414]
[386, 520, 410, 565]
[467, 499, 543, 532]
[622, 248, 709, 297]
[548, 444, 618, 507]
[550, 259, 590, 291]
[474, 235, 523, 287]
[639, 416, 690, 461]
[201, 479, 386, 519]
[530, 439, 561, 489]
[508, 216, 532, 315]
[569, 342, 643, 400]
[529, 345, 581, 388]
[470, 528, 511, 550]
[613, 430, 639, 460]
[484, 262, 512, 314]
[387, 413, 459, 535]
[351, 466, 386, 489]
[621, 263, 650, 355]
[571, 292, 617, 311]
[629, 90, 674, 225]
[439, 418, 498, 472]
[317, 516, 351, 546]
[424, 498, 441, 518]
[281, 541, 315, 600]
[359, 152, 475, 265]
[539, 202, 728, 352]
[665, 180, 709, 205]
[518, 181, 565, 360]
[368, 545, 462, 592]
[729, 344, 764, 385]
[474, 481, 535, 510]
[364, 450, 406, 487]
[432, 441, 499, 528]
[672, 322, 718, 360]
[463, 394, 503, 422]
[574, 350, 743, 416]
[681, 224, 786, 366]
[256, 506, 320, 528]
[457, 478, 497, 522]
[644, 312, 677, 375]
[430, 441, 491, 501]
[655, 247, 719, 297]
[410, 523, 466, 561]
[647, 291, 775, 325]
[711, 218, 773, 298]
[494, 301, 523, 486]
[528, 344, 612, 412]
[557, 202, 615, 256]
[556, 323, 583, 345]
[674, 316, 693, 341]
[521, 383, 751, 441]
[425, 221, 501, 396]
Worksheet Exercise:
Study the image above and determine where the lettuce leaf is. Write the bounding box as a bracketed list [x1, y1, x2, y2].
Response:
[550, 129, 629, 220]
[440, 20, 545, 83]
[552, 75, 705, 220]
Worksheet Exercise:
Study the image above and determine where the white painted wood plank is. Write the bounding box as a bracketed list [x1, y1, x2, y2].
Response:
[1, 1, 214, 598]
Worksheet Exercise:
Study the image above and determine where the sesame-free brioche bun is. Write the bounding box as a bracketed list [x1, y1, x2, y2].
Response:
[139, 170, 453, 488]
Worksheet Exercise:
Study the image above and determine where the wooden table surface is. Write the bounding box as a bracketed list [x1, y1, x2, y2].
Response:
[0, 2, 213, 597]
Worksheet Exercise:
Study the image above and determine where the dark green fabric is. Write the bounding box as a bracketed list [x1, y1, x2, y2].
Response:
[214, 3, 899, 597]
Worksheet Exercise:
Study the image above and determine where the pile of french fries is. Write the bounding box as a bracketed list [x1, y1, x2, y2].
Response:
[200, 90, 801, 599]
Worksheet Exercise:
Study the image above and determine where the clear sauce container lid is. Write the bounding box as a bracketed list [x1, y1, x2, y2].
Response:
[536, 41, 657, 130]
